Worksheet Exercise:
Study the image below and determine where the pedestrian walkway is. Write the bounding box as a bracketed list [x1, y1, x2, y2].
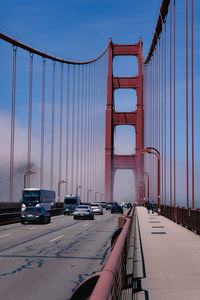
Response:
[134, 206, 200, 300]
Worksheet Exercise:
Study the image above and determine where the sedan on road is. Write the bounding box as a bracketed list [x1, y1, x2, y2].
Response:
[20, 206, 51, 224]
[73, 205, 94, 220]
[111, 203, 124, 214]
[90, 203, 103, 215]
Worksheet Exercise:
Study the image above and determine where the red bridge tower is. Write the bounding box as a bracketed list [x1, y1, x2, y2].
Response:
[105, 39, 144, 203]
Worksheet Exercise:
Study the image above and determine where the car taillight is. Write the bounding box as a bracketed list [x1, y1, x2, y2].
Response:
[34, 213, 40, 215]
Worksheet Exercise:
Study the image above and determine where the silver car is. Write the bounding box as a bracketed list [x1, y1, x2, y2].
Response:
[90, 203, 103, 215]
[73, 205, 94, 220]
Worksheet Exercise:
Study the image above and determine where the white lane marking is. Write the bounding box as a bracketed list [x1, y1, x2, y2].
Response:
[0, 234, 10, 238]
[50, 235, 64, 242]
[28, 227, 36, 230]
[82, 223, 89, 227]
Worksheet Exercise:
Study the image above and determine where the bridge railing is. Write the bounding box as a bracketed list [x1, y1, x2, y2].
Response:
[161, 205, 200, 234]
[71, 205, 135, 300]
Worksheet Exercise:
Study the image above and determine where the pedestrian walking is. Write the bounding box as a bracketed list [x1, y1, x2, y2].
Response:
[146, 201, 151, 214]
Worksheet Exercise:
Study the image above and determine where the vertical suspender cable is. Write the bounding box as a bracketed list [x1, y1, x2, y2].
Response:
[80, 65, 84, 200]
[84, 66, 88, 202]
[186, 0, 189, 208]
[59, 64, 63, 185]
[65, 65, 70, 194]
[71, 66, 76, 194]
[50, 62, 55, 190]
[162, 31, 164, 205]
[87, 64, 91, 199]
[159, 40, 161, 162]
[91, 63, 95, 192]
[40, 58, 46, 189]
[191, 0, 194, 208]
[76, 66, 80, 189]
[170, 0, 172, 206]
[153, 56, 155, 201]
[9, 46, 17, 202]
[173, 0, 176, 207]
[164, 23, 167, 206]
[27, 53, 33, 188]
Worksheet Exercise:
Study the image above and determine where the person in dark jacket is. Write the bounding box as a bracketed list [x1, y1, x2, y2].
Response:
[151, 201, 156, 214]
[146, 201, 151, 214]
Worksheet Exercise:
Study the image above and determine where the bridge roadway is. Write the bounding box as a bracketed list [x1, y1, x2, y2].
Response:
[134, 207, 200, 300]
[0, 209, 121, 300]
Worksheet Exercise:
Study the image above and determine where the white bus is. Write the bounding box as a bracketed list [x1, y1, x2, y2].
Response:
[64, 195, 81, 215]
[21, 188, 56, 211]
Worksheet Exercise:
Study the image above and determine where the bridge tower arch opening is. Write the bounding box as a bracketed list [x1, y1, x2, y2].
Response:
[113, 169, 136, 203]
[105, 40, 144, 203]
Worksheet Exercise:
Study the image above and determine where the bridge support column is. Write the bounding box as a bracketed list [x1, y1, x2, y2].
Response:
[105, 40, 144, 203]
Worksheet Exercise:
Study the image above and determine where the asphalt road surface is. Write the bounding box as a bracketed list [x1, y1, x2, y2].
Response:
[0, 209, 121, 300]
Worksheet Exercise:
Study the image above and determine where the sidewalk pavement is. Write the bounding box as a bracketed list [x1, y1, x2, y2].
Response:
[134, 206, 200, 300]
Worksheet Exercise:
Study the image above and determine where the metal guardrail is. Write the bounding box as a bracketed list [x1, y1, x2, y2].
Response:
[0, 207, 64, 225]
[161, 205, 200, 233]
[71, 205, 135, 300]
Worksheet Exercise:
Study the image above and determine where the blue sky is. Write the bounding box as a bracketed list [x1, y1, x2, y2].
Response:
[1, 0, 200, 207]
[0, 0, 161, 61]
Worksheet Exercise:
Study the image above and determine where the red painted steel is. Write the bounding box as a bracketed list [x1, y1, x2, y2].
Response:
[58, 64, 64, 186]
[70, 206, 135, 300]
[9, 46, 17, 203]
[186, 0, 189, 208]
[65, 65, 70, 194]
[27, 53, 33, 188]
[144, 0, 170, 64]
[173, 0, 176, 207]
[50, 62, 56, 190]
[40, 58, 46, 189]
[191, 0, 194, 208]
[105, 40, 144, 203]
[0, 32, 111, 65]
[170, 0, 172, 207]
[161, 205, 200, 235]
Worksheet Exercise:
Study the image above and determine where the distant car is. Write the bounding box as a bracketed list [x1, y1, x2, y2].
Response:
[20, 206, 51, 224]
[125, 202, 132, 209]
[100, 201, 107, 208]
[111, 203, 123, 214]
[73, 205, 94, 220]
[119, 202, 125, 208]
[90, 203, 103, 215]
[106, 202, 114, 210]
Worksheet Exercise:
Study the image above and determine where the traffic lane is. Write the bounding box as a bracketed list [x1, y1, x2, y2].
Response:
[0, 214, 83, 251]
[0, 211, 113, 251]
[0, 211, 120, 300]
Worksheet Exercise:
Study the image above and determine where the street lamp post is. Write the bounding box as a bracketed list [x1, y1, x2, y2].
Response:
[87, 189, 92, 204]
[24, 170, 36, 189]
[100, 193, 104, 202]
[76, 185, 82, 196]
[58, 180, 67, 204]
[95, 192, 100, 202]
[145, 147, 160, 214]
[141, 171, 150, 203]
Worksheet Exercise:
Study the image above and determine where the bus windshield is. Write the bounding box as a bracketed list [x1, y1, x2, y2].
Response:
[64, 198, 77, 205]
[23, 191, 40, 203]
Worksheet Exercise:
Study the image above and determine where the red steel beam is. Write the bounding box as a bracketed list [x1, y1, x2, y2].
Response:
[113, 111, 136, 126]
[113, 76, 139, 89]
[113, 155, 136, 170]
[112, 43, 140, 56]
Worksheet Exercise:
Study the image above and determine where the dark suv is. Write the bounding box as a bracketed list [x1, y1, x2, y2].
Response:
[20, 207, 51, 224]
[111, 203, 123, 214]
